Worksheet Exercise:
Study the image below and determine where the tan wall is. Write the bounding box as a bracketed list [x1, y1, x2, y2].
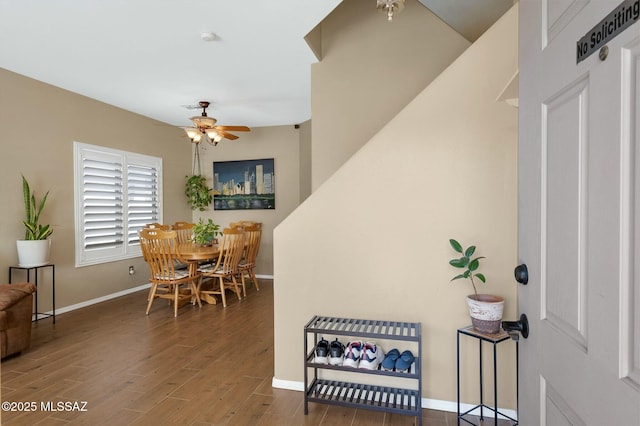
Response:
[299, 120, 312, 202]
[274, 5, 518, 409]
[311, 0, 471, 190]
[0, 68, 191, 308]
[191, 124, 301, 276]
[0, 69, 301, 309]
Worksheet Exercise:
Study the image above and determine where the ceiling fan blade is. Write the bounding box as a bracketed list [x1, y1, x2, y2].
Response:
[220, 131, 239, 140]
[215, 126, 250, 132]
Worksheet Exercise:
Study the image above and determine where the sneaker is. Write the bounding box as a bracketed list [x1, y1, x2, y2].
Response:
[329, 339, 345, 366]
[343, 341, 363, 368]
[314, 338, 329, 364]
[395, 349, 415, 372]
[382, 348, 400, 371]
[359, 342, 385, 370]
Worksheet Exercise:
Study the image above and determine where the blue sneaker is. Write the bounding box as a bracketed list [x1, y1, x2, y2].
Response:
[395, 350, 415, 372]
[382, 348, 400, 371]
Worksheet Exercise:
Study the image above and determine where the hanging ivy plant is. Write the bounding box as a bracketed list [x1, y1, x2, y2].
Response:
[185, 175, 212, 211]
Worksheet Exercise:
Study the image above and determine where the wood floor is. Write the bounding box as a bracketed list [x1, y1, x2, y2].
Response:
[1, 280, 485, 425]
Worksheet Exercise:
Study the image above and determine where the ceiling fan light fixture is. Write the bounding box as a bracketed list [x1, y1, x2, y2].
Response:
[183, 127, 203, 143]
[376, 0, 404, 21]
[184, 127, 200, 139]
[205, 129, 220, 138]
[191, 115, 217, 128]
[181, 100, 250, 146]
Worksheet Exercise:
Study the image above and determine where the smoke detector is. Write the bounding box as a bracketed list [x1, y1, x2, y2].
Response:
[200, 32, 216, 42]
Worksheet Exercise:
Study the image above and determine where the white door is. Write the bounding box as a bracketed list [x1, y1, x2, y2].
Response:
[519, 0, 640, 424]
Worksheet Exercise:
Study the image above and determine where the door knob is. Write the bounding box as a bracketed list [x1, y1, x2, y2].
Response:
[514, 264, 528, 285]
[502, 313, 529, 339]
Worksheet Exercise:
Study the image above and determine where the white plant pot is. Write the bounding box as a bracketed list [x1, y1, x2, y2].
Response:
[467, 294, 505, 334]
[16, 239, 51, 267]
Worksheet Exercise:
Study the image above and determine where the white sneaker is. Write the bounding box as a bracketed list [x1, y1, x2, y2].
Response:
[342, 341, 363, 368]
[358, 342, 385, 370]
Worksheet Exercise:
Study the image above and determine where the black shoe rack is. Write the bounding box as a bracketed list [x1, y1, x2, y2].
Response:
[304, 315, 422, 425]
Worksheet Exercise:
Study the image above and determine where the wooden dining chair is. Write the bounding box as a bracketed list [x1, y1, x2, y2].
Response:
[237, 224, 262, 296]
[145, 222, 170, 230]
[139, 228, 202, 317]
[197, 228, 245, 307]
[172, 221, 195, 243]
[229, 220, 261, 230]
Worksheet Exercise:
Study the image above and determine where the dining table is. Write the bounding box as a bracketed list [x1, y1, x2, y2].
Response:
[177, 242, 221, 305]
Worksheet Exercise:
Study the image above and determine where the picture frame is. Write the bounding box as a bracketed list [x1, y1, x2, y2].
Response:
[213, 158, 275, 210]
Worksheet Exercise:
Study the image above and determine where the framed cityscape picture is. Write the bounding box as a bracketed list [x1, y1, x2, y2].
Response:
[212, 158, 275, 210]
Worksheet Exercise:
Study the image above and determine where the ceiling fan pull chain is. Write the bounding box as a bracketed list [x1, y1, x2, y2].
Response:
[193, 143, 202, 176]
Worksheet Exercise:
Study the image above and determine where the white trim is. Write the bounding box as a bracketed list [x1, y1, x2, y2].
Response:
[271, 377, 305, 391]
[37, 277, 273, 318]
[271, 378, 517, 420]
[256, 274, 273, 279]
[38, 283, 151, 317]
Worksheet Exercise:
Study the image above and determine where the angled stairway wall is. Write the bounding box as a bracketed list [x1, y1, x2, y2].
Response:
[274, 4, 518, 409]
[310, 0, 470, 190]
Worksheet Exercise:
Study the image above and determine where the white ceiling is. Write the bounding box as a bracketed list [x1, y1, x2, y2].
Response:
[0, 0, 511, 129]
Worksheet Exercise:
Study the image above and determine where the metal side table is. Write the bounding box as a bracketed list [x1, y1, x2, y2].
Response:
[9, 263, 55, 323]
[457, 325, 518, 425]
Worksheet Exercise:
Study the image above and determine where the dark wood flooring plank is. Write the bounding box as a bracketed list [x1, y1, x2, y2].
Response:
[1, 280, 477, 425]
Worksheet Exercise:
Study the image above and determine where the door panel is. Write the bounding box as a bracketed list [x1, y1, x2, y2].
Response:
[519, 0, 640, 424]
[544, 0, 589, 45]
[543, 377, 587, 426]
[621, 36, 640, 390]
[542, 77, 589, 349]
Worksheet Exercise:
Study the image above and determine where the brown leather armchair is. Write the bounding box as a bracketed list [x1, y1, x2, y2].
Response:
[0, 283, 36, 359]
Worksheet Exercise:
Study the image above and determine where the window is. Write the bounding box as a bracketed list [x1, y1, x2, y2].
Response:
[74, 142, 162, 267]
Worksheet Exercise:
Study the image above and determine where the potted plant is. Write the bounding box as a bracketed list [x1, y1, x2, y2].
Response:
[449, 238, 504, 334]
[192, 218, 221, 246]
[16, 175, 53, 267]
[185, 175, 212, 211]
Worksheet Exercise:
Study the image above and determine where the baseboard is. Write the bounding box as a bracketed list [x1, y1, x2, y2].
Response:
[40, 283, 151, 317]
[40, 275, 273, 318]
[271, 377, 517, 420]
[272, 377, 305, 391]
[256, 274, 273, 280]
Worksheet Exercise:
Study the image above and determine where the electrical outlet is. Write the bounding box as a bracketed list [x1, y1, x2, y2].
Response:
[128, 266, 135, 275]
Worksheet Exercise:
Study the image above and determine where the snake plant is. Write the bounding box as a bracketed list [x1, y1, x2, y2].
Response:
[22, 175, 52, 240]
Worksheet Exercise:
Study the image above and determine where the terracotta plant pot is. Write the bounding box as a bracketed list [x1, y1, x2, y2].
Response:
[466, 294, 504, 334]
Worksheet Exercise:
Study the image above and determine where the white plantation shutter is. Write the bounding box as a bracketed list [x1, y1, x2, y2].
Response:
[74, 142, 162, 266]
[126, 162, 159, 245]
[82, 157, 124, 250]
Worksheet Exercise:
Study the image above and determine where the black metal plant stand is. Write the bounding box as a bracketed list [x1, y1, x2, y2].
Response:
[457, 325, 518, 425]
[9, 263, 56, 323]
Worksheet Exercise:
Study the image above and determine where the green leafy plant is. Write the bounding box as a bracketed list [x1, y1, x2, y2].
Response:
[22, 175, 53, 240]
[449, 239, 485, 296]
[192, 218, 221, 245]
[185, 175, 212, 211]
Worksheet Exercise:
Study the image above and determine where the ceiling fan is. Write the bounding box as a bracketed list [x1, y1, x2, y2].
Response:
[182, 101, 250, 146]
